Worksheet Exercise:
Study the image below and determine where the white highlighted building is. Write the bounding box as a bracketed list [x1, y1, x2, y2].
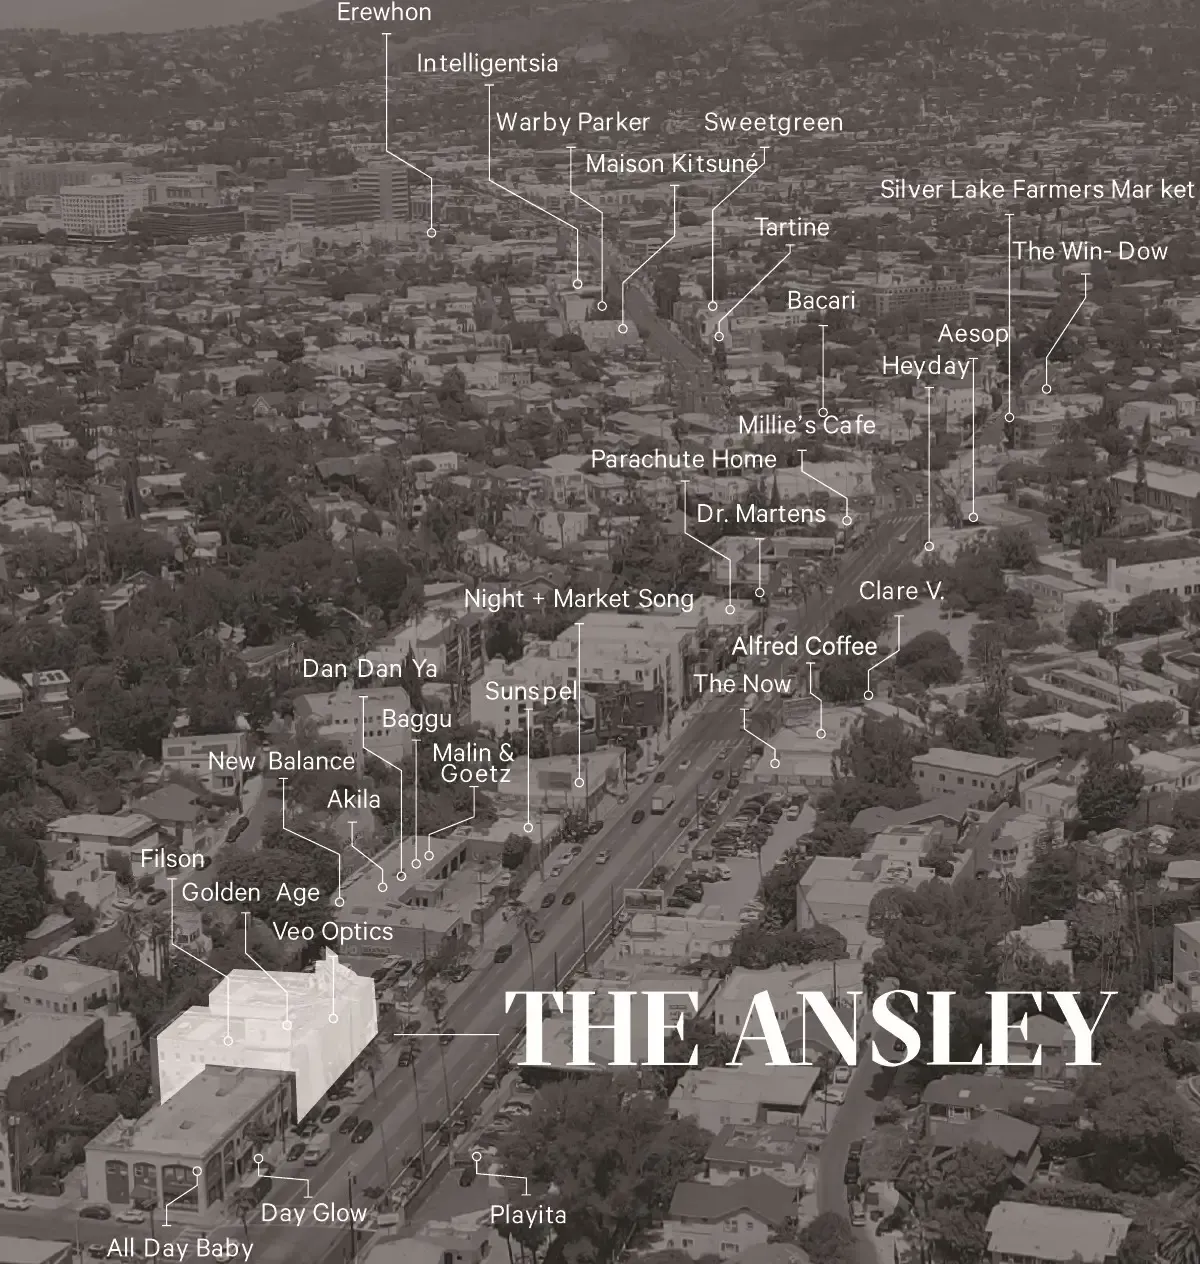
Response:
[154, 952, 376, 1118]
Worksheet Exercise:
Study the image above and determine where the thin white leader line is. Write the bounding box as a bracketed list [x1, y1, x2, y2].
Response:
[486, 83, 579, 263]
[819, 323, 827, 413]
[242, 911, 291, 1027]
[1006, 212, 1013, 417]
[256, 1162, 312, 1200]
[925, 387, 933, 545]
[426, 787, 477, 864]
[412, 739, 421, 870]
[709, 149, 767, 305]
[566, 147, 603, 292]
[797, 450, 851, 524]
[162, 1170, 201, 1227]
[1044, 273, 1089, 389]
[525, 704, 533, 832]
[742, 708, 779, 769]
[865, 615, 904, 698]
[807, 663, 825, 738]
[360, 694, 405, 882]
[575, 621, 584, 780]
[281, 777, 343, 903]
[621, 184, 678, 328]
[348, 818, 387, 890]
[680, 479, 735, 612]
[472, 1150, 529, 1196]
[970, 360, 976, 519]
[383, 34, 434, 234]
[716, 244, 792, 337]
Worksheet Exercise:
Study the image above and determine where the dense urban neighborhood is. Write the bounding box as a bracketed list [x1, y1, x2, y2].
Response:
[0, 1, 1199, 1263]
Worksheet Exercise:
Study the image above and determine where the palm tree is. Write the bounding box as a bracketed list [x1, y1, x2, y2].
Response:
[116, 909, 146, 975]
[425, 981, 448, 1029]
[356, 1042, 383, 1100]
[1161, 1206, 1200, 1264]
[512, 906, 540, 990]
[230, 1188, 258, 1242]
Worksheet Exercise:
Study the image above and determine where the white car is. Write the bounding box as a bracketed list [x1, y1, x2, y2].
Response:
[1, 1195, 31, 1210]
[116, 1209, 146, 1224]
[818, 1086, 846, 1105]
[678, 759, 691, 770]
[595, 851, 610, 864]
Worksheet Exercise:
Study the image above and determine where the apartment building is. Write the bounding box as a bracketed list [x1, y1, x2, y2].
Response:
[911, 748, 1032, 807]
[0, 958, 119, 1017]
[160, 731, 249, 796]
[0, 1014, 107, 1192]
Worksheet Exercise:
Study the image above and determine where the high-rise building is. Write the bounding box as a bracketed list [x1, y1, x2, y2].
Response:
[356, 160, 413, 221]
[59, 179, 148, 241]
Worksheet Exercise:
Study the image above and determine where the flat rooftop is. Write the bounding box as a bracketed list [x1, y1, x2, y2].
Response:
[89, 1066, 288, 1158]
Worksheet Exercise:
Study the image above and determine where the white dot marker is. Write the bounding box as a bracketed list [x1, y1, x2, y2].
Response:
[426, 228, 436, 238]
[924, 541, 935, 552]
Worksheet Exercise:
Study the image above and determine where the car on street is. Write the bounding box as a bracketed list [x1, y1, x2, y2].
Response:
[80, 1205, 112, 1220]
[561, 891, 576, 906]
[851, 1202, 867, 1227]
[678, 759, 691, 770]
[352, 1121, 374, 1143]
[817, 1086, 846, 1105]
[653, 770, 666, 783]
[286, 1141, 307, 1162]
[834, 1065, 852, 1084]
[146, 889, 167, 905]
[493, 944, 513, 963]
[540, 892, 556, 909]
[396, 1047, 415, 1068]
[529, 927, 545, 943]
[712, 768, 724, 779]
[631, 809, 646, 824]
[595, 850, 610, 864]
[459, 1166, 477, 1186]
[338, 1114, 360, 1135]
[1, 1195, 31, 1210]
[320, 1104, 341, 1123]
[438, 1028, 455, 1045]
[678, 814, 690, 828]
[587, 820, 604, 834]
[445, 962, 471, 982]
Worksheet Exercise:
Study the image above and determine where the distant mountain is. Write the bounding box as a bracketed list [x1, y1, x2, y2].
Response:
[1, 0, 311, 33]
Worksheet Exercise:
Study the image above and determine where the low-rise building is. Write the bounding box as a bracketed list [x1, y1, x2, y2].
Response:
[911, 748, 1032, 806]
[983, 1201, 1130, 1264]
[160, 732, 249, 797]
[0, 1013, 107, 1192]
[661, 1174, 800, 1260]
[0, 957, 119, 1016]
[85, 1066, 292, 1216]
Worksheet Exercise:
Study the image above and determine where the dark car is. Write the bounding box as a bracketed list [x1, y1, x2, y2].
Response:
[459, 1165, 477, 1186]
[678, 815, 690, 828]
[338, 1114, 360, 1135]
[438, 1028, 455, 1046]
[397, 1047, 415, 1068]
[146, 889, 167, 905]
[586, 820, 603, 835]
[296, 1118, 320, 1138]
[653, 770, 666, 783]
[320, 1105, 341, 1124]
[529, 927, 545, 943]
[80, 1205, 112, 1220]
[493, 944, 513, 964]
[352, 1121, 374, 1143]
[561, 891, 576, 906]
[286, 1141, 307, 1162]
[540, 892, 556, 909]
[712, 768, 725, 779]
[228, 815, 249, 841]
[446, 962, 471, 983]
[631, 809, 646, 825]
[481, 1071, 499, 1090]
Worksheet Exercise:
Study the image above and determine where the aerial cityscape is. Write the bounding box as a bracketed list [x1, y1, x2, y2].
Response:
[0, 1, 1198, 1263]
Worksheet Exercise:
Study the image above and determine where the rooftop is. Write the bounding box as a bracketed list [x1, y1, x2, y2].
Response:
[89, 1066, 288, 1158]
[47, 812, 156, 841]
[984, 1201, 1131, 1263]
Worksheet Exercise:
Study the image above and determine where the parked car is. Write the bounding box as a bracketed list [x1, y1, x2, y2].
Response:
[438, 1028, 455, 1046]
[338, 1115, 360, 1135]
[396, 1048, 415, 1068]
[146, 889, 167, 906]
[493, 944, 513, 963]
[540, 892, 556, 909]
[561, 891, 576, 906]
[80, 1206, 112, 1220]
[631, 809, 646, 825]
[459, 1166, 477, 1187]
[445, 962, 471, 983]
[678, 814, 690, 828]
[320, 1105, 341, 1124]
[529, 927, 545, 943]
[653, 770, 667, 783]
[352, 1121, 374, 1143]
[228, 815, 249, 841]
[1, 1195, 31, 1210]
[818, 1087, 846, 1106]
[595, 850, 610, 864]
[286, 1142, 307, 1163]
[712, 768, 725, 779]
[587, 820, 604, 835]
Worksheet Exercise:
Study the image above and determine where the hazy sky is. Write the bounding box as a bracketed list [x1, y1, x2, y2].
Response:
[1, 0, 311, 33]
